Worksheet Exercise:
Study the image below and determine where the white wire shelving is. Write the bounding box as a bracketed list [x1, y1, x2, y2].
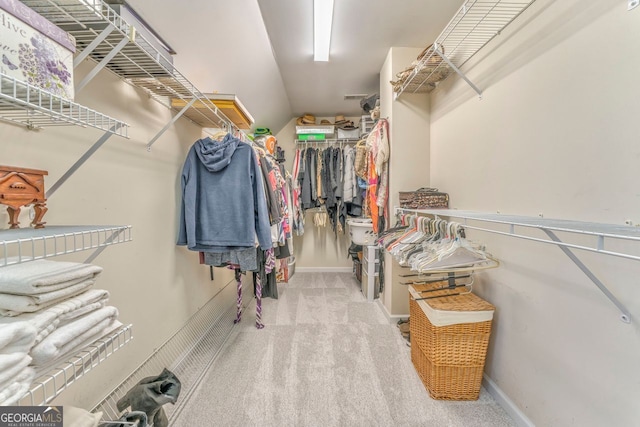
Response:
[0, 225, 133, 267]
[0, 72, 128, 136]
[396, 208, 640, 323]
[394, 0, 536, 98]
[18, 324, 133, 406]
[19, 0, 241, 149]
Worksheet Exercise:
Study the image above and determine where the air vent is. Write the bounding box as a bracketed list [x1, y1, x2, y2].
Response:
[344, 94, 368, 100]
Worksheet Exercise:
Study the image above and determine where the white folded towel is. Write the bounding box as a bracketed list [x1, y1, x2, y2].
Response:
[63, 406, 103, 427]
[0, 321, 37, 354]
[0, 353, 31, 386]
[0, 367, 35, 406]
[33, 320, 123, 377]
[0, 279, 95, 316]
[0, 289, 110, 344]
[0, 260, 102, 295]
[30, 306, 118, 366]
[0, 311, 59, 345]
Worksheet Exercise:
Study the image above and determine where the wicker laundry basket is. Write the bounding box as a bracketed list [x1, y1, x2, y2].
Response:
[409, 283, 495, 400]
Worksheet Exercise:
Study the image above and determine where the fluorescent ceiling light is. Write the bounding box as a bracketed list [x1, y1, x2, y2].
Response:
[314, 0, 334, 61]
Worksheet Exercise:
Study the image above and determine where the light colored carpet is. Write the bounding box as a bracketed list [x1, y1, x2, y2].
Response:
[172, 272, 515, 427]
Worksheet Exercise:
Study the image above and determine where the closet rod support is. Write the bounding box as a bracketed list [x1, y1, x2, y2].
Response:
[146, 98, 198, 151]
[73, 25, 116, 68]
[433, 44, 483, 99]
[76, 37, 129, 93]
[542, 229, 631, 324]
[46, 126, 120, 199]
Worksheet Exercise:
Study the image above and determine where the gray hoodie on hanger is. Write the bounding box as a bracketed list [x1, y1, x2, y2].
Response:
[178, 134, 272, 252]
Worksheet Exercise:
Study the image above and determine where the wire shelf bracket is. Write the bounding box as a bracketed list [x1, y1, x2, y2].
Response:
[76, 36, 130, 93]
[542, 229, 631, 324]
[395, 208, 639, 323]
[146, 97, 197, 151]
[1, 71, 129, 196]
[434, 43, 483, 99]
[46, 126, 119, 199]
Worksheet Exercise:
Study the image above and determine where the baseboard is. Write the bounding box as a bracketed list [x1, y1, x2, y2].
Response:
[376, 299, 409, 324]
[482, 374, 534, 427]
[296, 267, 352, 273]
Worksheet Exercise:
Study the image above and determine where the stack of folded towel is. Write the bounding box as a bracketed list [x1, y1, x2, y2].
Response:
[0, 260, 103, 316]
[0, 260, 122, 406]
[0, 321, 36, 406]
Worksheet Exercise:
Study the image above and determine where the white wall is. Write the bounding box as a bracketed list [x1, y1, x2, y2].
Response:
[276, 117, 357, 270]
[382, 48, 431, 213]
[0, 61, 241, 409]
[429, 0, 640, 425]
[380, 47, 431, 317]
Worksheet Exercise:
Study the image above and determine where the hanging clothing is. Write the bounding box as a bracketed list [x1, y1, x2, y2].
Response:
[177, 134, 272, 252]
[301, 148, 315, 209]
[365, 119, 391, 233]
[253, 250, 278, 299]
[202, 248, 258, 272]
[255, 148, 283, 226]
[343, 146, 356, 202]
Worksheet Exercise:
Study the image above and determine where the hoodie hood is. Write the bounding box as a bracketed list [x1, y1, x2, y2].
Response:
[195, 134, 240, 172]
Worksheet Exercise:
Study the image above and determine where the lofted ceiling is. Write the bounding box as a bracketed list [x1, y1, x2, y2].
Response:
[126, 0, 463, 134]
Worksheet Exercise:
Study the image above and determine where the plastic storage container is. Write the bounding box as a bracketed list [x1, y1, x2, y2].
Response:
[288, 256, 296, 278]
[347, 218, 375, 245]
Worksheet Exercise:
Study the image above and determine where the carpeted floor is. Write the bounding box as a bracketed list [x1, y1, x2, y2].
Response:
[173, 272, 515, 427]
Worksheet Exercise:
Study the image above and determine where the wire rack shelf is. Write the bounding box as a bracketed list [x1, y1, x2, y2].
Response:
[20, 0, 236, 135]
[394, 0, 536, 98]
[396, 208, 640, 323]
[18, 325, 133, 406]
[0, 73, 129, 136]
[0, 225, 133, 267]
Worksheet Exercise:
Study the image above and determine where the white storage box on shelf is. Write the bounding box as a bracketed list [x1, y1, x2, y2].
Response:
[347, 217, 375, 245]
[105, 1, 175, 75]
[296, 125, 335, 135]
[337, 127, 360, 140]
[0, 0, 76, 99]
[362, 245, 380, 302]
[360, 116, 375, 136]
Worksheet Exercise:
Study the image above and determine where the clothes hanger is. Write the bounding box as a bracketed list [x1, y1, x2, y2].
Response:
[401, 273, 472, 285]
[413, 284, 473, 301]
[404, 217, 499, 274]
[211, 123, 228, 141]
[414, 275, 474, 293]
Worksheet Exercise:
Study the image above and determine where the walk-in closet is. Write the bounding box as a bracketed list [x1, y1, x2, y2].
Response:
[0, 0, 638, 426]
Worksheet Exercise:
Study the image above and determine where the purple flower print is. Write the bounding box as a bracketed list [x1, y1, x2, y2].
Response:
[17, 34, 72, 99]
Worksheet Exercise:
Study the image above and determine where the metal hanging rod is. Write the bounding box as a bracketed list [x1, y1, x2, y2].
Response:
[396, 208, 637, 323]
[295, 138, 361, 144]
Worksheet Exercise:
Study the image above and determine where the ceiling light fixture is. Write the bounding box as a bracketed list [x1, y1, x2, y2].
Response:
[313, 0, 334, 62]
